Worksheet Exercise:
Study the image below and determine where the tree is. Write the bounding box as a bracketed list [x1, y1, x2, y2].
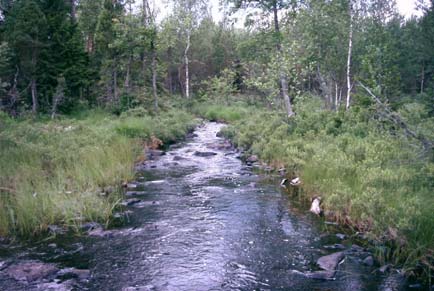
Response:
[228, 0, 295, 116]
[4, 0, 48, 114]
[172, 0, 207, 99]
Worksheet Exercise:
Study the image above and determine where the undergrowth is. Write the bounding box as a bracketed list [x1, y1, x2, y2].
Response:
[207, 96, 434, 277]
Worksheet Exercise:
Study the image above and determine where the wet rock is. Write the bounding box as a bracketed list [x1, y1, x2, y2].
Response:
[290, 177, 301, 186]
[173, 155, 186, 161]
[122, 285, 155, 291]
[305, 270, 336, 280]
[408, 283, 422, 289]
[48, 243, 57, 248]
[336, 233, 346, 240]
[216, 131, 224, 138]
[317, 251, 345, 271]
[88, 227, 114, 237]
[323, 244, 346, 250]
[363, 255, 374, 266]
[57, 268, 90, 281]
[47, 225, 66, 235]
[246, 155, 258, 163]
[146, 150, 165, 158]
[378, 264, 392, 274]
[121, 198, 142, 206]
[350, 244, 364, 252]
[125, 191, 146, 197]
[80, 222, 102, 232]
[126, 183, 138, 189]
[194, 151, 217, 157]
[37, 280, 75, 291]
[289, 269, 336, 280]
[5, 261, 59, 282]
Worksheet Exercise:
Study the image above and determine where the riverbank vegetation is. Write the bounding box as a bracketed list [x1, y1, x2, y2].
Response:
[0, 109, 197, 237]
[0, 0, 433, 282]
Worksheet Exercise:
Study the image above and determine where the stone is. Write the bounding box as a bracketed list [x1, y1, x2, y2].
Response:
[80, 222, 102, 232]
[378, 264, 392, 274]
[125, 191, 146, 197]
[317, 251, 345, 271]
[5, 261, 59, 282]
[246, 155, 258, 163]
[363, 256, 374, 266]
[173, 155, 185, 161]
[88, 227, 114, 237]
[336, 233, 346, 240]
[37, 280, 75, 291]
[121, 198, 142, 206]
[57, 268, 90, 281]
[305, 270, 336, 280]
[194, 151, 217, 157]
[47, 225, 66, 235]
[323, 244, 346, 250]
[310, 197, 322, 215]
[147, 150, 164, 157]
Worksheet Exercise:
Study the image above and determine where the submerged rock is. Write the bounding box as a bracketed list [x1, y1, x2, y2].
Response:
[5, 261, 59, 282]
[363, 255, 374, 266]
[194, 151, 218, 157]
[317, 251, 345, 271]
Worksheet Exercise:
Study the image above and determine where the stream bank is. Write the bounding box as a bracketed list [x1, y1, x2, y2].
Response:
[0, 122, 415, 290]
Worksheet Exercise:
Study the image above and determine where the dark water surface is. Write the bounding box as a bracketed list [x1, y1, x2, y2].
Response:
[0, 122, 409, 290]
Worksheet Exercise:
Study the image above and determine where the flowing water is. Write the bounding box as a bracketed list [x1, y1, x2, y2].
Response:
[0, 122, 411, 290]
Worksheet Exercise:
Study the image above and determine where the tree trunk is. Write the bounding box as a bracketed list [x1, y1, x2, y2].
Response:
[125, 55, 132, 95]
[184, 29, 191, 99]
[31, 78, 38, 114]
[31, 51, 38, 114]
[273, 3, 294, 117]
[151, 44, 158, 111]
[70, 0, 76, 23]
[113, 67, 118, 105]
[420, 64, 425, 94]
[346, 0, 354, 110]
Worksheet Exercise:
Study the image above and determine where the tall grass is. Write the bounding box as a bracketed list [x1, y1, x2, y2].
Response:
[210, 98, 434, 275]
[0, 109, 197, 237]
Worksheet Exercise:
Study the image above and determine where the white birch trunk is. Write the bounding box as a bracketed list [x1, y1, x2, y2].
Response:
[184, 29, 191, 99]
[346, 0, 354, 110]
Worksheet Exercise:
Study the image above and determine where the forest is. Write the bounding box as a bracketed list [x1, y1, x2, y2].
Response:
[0, 0, 433, 287]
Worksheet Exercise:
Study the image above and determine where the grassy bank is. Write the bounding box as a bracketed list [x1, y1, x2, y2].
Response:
[0, 109, 197, 237]
[200, 98, 434, 276]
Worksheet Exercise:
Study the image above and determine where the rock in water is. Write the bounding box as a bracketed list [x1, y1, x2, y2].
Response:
[363, 255, 374, 266]
[317, 251, 345, 271]
[5, 261, 59, 282]
[194, 151, 217, 157]
[246, 155, 258, 163]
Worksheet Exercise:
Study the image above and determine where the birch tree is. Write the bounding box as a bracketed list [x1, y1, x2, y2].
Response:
[172, 0, 206, 99]
[229, 0, 295, 116]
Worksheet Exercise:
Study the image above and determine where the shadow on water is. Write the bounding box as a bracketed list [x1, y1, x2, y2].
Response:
[0, 122, 411, 290]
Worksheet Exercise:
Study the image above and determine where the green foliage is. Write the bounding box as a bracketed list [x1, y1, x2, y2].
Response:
[0, 108, 197, 237]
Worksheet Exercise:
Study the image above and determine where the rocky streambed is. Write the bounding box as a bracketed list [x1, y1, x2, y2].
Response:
[0, 122, 415, 290]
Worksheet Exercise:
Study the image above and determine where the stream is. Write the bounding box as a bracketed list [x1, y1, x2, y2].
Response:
[0, 122, 411, 290]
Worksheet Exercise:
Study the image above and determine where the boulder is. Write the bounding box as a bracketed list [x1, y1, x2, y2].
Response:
[5, 261, 59, 282]
[317, 251, 345, 271]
